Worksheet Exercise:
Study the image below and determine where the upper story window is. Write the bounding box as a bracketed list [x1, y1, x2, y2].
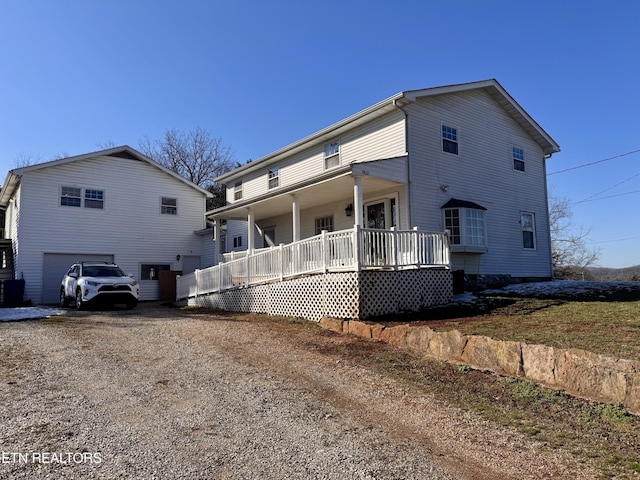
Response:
[268, 166, 280, 189]
[315, 216, 334, 235]
[324, 141, 340, 169]
[61, 187, 81, 207]
[442, 125, 459, 155]
[234, 180, 243, 200]
[161, 197, 177, 215]
[513, 147, 525, 172]
[521, 212, 536, 249]
[84, 189, 104, 209]
[61, 186, 104, 209]
[442, 199, 487, 250]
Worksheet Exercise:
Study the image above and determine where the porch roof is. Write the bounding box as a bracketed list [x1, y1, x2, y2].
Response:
[207, 157, 407, 222]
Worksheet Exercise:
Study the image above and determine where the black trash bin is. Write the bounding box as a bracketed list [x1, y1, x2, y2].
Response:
[3, 279, 25, 307]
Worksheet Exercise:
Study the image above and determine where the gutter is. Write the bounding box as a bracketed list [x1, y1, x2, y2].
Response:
[394, 96, 413, 227]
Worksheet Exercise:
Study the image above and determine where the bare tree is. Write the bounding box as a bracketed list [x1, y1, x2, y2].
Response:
[549, 195, 600, 279]
[139, 127, 235, 191]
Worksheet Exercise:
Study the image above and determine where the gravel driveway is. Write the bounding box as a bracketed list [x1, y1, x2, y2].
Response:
[0, 303, 595, 479]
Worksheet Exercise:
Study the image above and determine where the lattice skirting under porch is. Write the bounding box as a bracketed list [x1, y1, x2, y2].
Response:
[189, 268, 452, 321]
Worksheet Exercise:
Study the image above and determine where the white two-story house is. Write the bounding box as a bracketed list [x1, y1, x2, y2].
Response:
[178, 79, 559, 320]
[0, 146, 212, 304]
[213, 79, 559, 281]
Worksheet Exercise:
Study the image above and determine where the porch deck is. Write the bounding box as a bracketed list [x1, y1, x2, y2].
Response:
[177, 226, 450, 301]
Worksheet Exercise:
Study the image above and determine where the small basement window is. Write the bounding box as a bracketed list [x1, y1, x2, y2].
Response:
[141, 264, 170, 281]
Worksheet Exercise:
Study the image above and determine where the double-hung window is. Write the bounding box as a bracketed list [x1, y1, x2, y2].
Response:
[161, 197, 177, 215]
[315, 216, 334, 235]
[268, 167, 279, 189]
[442, 199, 487, 251]
[234, 180, 243, 200]
[513, 147, 525, 172]
[61, 186, 104, 209]
[61, 187, 82, 207]
[442, 125, 459, 155]
[84, 189, 104, 209]
[324, 141, 340, 169]
[521, 212, 536, 249]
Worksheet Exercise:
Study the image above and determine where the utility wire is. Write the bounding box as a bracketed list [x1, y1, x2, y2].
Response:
[573, 172, 640, 204]
[547, 149, 640, 176]
[572, 188, 640, 205]
[589, 235, 640, 245]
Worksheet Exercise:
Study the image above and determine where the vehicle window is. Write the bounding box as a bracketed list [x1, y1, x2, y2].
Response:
[83, 266, 126, 277]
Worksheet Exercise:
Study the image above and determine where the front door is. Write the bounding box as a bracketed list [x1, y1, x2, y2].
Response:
[366, 202, 386, 229]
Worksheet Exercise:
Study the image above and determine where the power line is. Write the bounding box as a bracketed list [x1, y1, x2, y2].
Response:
[573, 172, 640, 204]
[572, 188, 640, 205]
[547, 148, 640, 176]
[589, 235, 640, 245]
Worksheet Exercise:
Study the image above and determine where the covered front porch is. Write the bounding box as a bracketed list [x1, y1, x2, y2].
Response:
[177, 226, 452, 320]
[210, 157, 411, 255]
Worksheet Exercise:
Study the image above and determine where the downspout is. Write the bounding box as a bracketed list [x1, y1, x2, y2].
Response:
[543, 151, 555, 279]
[394, 97, 412, 228]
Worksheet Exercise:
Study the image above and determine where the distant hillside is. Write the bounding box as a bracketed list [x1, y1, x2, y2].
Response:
[586, 265, 640, 281]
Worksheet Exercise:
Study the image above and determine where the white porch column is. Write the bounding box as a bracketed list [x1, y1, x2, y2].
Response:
[353, 175, 364, 227]
[291, 194, 300, 242]
[213, 217, 222, 264]
[247, 207, 255, 254]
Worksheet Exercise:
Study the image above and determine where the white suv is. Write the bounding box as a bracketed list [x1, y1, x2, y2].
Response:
[60, 262, 139, 310]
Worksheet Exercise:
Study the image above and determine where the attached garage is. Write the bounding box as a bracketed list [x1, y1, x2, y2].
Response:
[42, 253, 114, 304]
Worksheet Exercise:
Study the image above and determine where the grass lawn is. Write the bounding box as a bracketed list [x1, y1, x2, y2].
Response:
[419, 296, 640, 362]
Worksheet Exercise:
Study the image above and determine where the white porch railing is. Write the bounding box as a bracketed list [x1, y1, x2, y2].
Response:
[177, 226, 450, 300]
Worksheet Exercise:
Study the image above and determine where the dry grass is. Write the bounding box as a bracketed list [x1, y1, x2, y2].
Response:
[419, 297, 640, 362]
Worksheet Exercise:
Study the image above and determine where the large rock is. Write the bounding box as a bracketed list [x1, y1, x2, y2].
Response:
[348, 320, 372, 339]
[379, 325, 410, 348]
[522, 343, 557, 386]
[461, 335, 523, 377]
[319, 316, 344, 333]
[555, 349, 628, 405]
[427, 329, 467, 361]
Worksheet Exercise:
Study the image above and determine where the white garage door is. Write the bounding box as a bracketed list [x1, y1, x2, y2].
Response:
[42, 253, 114, 304]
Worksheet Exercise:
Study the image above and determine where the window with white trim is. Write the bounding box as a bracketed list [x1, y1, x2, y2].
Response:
[443, 207, 486, 247]
[268, 167, 279, 189]
[513, 146, 525, 172]
[61, 186, 104, 209]
[161, 197, 177, 215]
[324, 141, 340, 169]
[442, 125, 459, 155]
[233, 235, 243, 248]
[234, 180, 243, 200]
[315, 216, 334, 235]
[84, 189, 104, 209]
[521, 212, 536, 249]
[61, 187, 81, 207]
[141, 264, 170, 281]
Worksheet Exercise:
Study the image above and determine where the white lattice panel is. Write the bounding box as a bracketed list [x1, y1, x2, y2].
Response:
[189, 268, 451, 321]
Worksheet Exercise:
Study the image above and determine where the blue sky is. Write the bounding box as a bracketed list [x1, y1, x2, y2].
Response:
[1, 1, 639, 268]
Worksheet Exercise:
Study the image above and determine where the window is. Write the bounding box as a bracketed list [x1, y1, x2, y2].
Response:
[84, 189, 104, 209]
[324, 141, 340, 169]
[141, 264, 170, 281]
[315, 216, 334, 235]
[268, 167, 279, 189]
[442, 125, 459, 155]
[234, 180, 243, 200]
[513, 147, 525, 172]
[61, 187, 81, 207]
[521, 212, 536, 249]
[233, 235, 243, 248]
[161, 197, 177, 215]
[442, 199, 487, 250]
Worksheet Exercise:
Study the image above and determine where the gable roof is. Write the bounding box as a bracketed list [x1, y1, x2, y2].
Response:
[217, 79, 560, 183]
[0, 145, 212, 206]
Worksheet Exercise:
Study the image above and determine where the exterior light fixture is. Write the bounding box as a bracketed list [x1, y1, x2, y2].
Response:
[345, 203, 353, 217]
[176, 254, 181, 261]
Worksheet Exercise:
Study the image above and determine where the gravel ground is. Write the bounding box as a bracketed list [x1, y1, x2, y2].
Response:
[0, 303, 598, 479]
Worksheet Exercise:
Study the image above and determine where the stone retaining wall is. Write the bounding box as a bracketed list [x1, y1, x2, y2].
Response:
[320, 317, 640, 415]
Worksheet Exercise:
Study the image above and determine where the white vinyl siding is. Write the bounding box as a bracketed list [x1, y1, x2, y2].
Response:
[406, 88, 552, 278]
[13, 155, 208, 303]
[235, 110, 406, 201]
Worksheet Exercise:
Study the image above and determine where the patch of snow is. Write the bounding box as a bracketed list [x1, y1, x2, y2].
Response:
[0, 307, 65, 322]
[482, 280, 640, 298]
